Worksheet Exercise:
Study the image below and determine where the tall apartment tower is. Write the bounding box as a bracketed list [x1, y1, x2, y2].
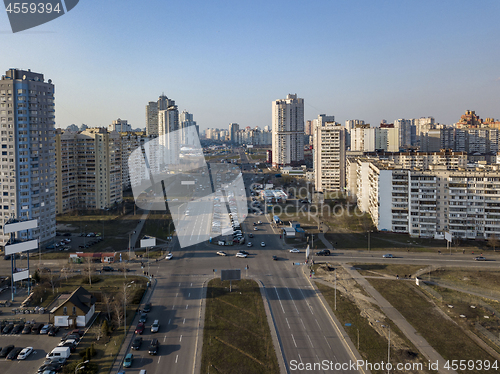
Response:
[313, 115, 345, 192]
[179, 111, 198, 146]
[146, 94, 170, 137]
[272, 94, 305, 167]
[158, 99, 180, 167]
[229, 123, 239, 144]
[0, 69, 56, 245]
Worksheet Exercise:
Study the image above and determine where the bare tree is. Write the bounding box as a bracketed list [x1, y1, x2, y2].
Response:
[102, 293, 112, 320]
[112, 297, 124, 329]
[488, 234, 499, 252]
[44, 271, 59, 294]
[84, 256, 95, 286]
[90, 321, 104, 341]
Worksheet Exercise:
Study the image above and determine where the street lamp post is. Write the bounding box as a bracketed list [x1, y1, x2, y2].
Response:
[75, 360, 89, 374]
[381, 324, 391, 370]
[123, 281, 135, 338]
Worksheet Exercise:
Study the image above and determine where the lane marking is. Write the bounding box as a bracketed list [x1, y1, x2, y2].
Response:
[324, 336, 331, 349]
[274, 286, 285, 314]
[158, 356, 161, 364]
[180, 335, 183, 342]
[300, 319, 306, 329]
[307, 335, 314, 348]
[186, 304, 189, 309]
[175, 354, 178, 363]
[285, 318, 291, 329]
[298, 353, 302, 363]
[291, 334, 297, 348]
[286, 287, 300, 315]
[183, 318, 185, 324]
[164, 336, 166, 342]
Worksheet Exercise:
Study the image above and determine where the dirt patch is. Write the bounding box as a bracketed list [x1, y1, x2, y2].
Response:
[315, 264, 412, 352]
[56, 223, 78, 231]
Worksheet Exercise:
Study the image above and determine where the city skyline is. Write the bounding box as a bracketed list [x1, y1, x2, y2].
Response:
[1, 1, 500, 130]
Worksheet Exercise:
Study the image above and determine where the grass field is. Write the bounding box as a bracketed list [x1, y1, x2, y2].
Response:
[201, 278, 279, 374]
[316, 282, 429, 373]
[354, 264, 429, 278]
[368, 278, 497, 372]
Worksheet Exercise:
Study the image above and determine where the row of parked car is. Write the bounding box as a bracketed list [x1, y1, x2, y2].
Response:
[1, 321, 59, 336]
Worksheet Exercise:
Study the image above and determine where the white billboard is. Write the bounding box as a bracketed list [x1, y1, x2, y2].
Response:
[5, 239, 38, 255]
[140, 238, 156, 248]
[445, 231, 452, 243]
[3, 219, 38, 234]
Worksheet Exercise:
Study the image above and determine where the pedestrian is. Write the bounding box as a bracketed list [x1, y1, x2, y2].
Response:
[396, 274, 399, 279]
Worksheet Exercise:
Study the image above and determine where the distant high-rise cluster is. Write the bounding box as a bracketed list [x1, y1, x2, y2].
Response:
[0, 69, 56, 246]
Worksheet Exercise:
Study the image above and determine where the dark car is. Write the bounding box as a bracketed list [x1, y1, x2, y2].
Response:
[143, 303, 151, 313]
[2, 324, 14, 334]
[102, 266, 114, 272]
[71, 329, 84, 337]
[12, 323, 24, 334]
[139, 313, 147, 323]
[148, 338, 159, 355]
[238, 250, 249, 255]
[131, 336, 142, 350]
[248, 233, 254, 238]
[65, 334, 80, 342]
[31, 323, 43, 333]
[0, 345, 14, 358]
[6, 347, 22, 360]
[315, 249, 331, 256]
[48, 326, 60, 336]
[63, 233, 71, 236]
[135, 322, 145, 334]
[272, 255, 278, 261]
[22, 324, 32, 334]
[38, 362, 63, 373]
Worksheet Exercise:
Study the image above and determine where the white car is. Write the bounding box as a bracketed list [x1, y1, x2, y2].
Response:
[236, 252, 247, 258]
[17, 347, 33, 360]
[165, 253, 173, 260]
[151, 320, 160, 333]
[247, 242, 252, 247]
[289, 248, 300, 253]
[217, 251, 228, 256]
[257, 221, 262, 224]
[261, 242, 266, 247]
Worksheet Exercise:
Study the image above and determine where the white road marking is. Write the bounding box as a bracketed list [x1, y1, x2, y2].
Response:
[172, 305, 175, 310]
[300, 319, 306, 329]
[183, 318, 185, 324]
[315, 319, 320, 328]
[180, 335, 182, 342]
[324, 336, 331, 349]
[188, 293, 190, 298]
[307, 335, 314, 348]
[190, 283, 192, 286]
[164, 336, 167, 342]
[285, 318, 291, 329]
[274, 286, 285, 314]
[286, 287, 300, 315]
[186, 304, 188, 309]
[298, 353, 302, 363]
[291, 334, 297, 348]
[158, 356, 161, 364]
[179, 283, 181, 287]
[175, 354, 178, 363]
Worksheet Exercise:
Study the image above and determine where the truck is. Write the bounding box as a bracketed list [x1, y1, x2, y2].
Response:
[46, 346, 71, 360]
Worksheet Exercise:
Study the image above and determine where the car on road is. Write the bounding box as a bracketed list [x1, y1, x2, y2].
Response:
[248, 233, 254, 238]
[289, 248, 300, 253]
[17, 346, 33, 360]
[382, 254, 394, 258]
[151, 320, 160, 333]
[316, 249, 331, 256]
[217, 251, 228, 256]
[261, 242, 266, 247]
[474, 256, 486, 261]
[123, 353, 133, 368]
[238, 250, 249, 255]
[272, 255, 278, 261]
[148, 339, 159, 355]
[7, 347, 22, 360]
[131, 337, 142, 350]
[139, 313, 148, 323]
[135, 322, 145, 334]
[257, 220, 262, 224]
[143, 303, 151, 313]
[102, 266, 114, 272]
[247, 242, 252, 247]
[165, 252, 173, 260]
[236, 252, 247, 258]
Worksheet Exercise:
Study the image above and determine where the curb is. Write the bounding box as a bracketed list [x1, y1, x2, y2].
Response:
[192, 276, 209, 374]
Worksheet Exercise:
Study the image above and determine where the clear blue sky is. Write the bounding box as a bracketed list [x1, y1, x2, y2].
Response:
[1, 0, 500, 130]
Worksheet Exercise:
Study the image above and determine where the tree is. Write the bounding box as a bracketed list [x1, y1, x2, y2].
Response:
[84, 257, 95, 286]
[488, 234, 499, 252]
[101, 320, 109, 337]
[112, 297, 124, 329]
[102, 293, 112, 321]
[33, 270, 41, 284]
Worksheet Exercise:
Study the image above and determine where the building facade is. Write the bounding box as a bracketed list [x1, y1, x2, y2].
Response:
[272, 94, 305, 167]
[0, 68, 56, 246]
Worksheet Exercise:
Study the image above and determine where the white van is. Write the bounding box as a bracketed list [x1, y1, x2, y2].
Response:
[46, 346, 71, 359]
[139, 370, 147, 374]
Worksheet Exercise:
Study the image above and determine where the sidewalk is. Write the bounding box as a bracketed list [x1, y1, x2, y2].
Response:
[341, 264, 457, 374]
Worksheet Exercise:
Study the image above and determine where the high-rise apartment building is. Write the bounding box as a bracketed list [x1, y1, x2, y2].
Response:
[305, 120, 313, 135]
[108, 118, 132, 132]
[146, 94, 170, 137]
[158, 99, 180, 166]
[272, 94, 305, 167]
[229, 123, 239, 144]
[0, 69, 56, 245]
[55, 128, 122, 214]
[179, 111, 198, 146]
[313, 115, 345, 192]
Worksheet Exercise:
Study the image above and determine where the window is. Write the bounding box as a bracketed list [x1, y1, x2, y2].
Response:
[63, 306, 67, 315]
[72, 306, 76, 315]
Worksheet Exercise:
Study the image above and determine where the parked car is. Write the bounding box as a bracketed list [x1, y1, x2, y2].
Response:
[7, 347, 23, 360]
[31, 323, 43, 333]
[148, 339, 159, 355]
[272, 255, 278, 261]
[165, 252, 173, 260]
[17, 346, 33, 360]
[289, 248, 300, 253]
[236, 252, 247, 258]
[22, 324, 32, 334]
[2, 324, 14, 334]
[238, 250, 249, 255]
[12, 323, 24, 334]
[135, 322, 145, 334]
[248, 233, 254, 238]
[123, 353, 133, 368]
[131, 337, 142, 350]
[0, 345, 14, 358]
[40, 324, 52, 334]
[48, 326, 60, 336]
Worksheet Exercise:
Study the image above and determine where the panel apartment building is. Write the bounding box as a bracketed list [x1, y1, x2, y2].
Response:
[0, 68, 56, 246]
[313, 115, 345, 192]
[349, 157, 500, 240]
[55, 128, 122, 214]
